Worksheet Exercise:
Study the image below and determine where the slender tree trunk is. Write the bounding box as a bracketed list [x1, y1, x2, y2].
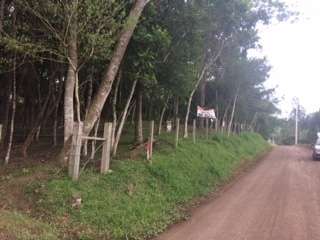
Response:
[4, 56, 16, 164]
[63, 3, 78, 144]
[83, 70, 93, 155]
[227, 90, 239, 136]
[64, 57, 77, 143]
[158, 97, 169, 135]
[113, 80, 137, 156]
[184, 65, 207, 138]
[184, 39, 225, 137]
[53, 83, 63, 146]
[4, 12, 16, 165]
[82, 0, 149, 137]
[111, 68, 121, 149]
[135, 87, 143, 144]
[131, 102, 136, 125]
[60, 2, 79, 165]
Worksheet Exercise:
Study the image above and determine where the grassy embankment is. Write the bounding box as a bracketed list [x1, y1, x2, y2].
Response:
[0, 132, 269, 239]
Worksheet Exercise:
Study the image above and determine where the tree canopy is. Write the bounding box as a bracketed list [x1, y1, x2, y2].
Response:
[0, 0, 293, 163]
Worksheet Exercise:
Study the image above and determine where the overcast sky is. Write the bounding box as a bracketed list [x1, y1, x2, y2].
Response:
[254, 0, 320, 117]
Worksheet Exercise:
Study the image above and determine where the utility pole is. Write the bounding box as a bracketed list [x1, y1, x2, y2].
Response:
[293, 97, 299, 145]
[295, 105, 298, 145]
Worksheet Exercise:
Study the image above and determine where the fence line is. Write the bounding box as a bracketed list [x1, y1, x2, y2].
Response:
[65, 118, 247, 181]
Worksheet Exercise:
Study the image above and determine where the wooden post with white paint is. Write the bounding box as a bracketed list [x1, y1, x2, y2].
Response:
[69, 122, 83, 181]
[175, 118, 180, 148]
[101, 122, 113, 174]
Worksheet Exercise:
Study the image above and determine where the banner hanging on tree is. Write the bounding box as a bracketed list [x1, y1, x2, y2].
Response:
[197, 106, 216, 119]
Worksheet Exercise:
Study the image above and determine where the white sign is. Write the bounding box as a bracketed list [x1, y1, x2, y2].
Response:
[197, 106, 216, 119]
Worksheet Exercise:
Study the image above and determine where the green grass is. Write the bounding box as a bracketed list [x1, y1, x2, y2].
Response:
[30, 132, 268, 240]
[0, 210, 58, 240]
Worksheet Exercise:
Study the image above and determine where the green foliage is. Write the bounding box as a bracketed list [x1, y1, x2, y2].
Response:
[1, 0, 126, 66]
[125, 3, 171, 89]
[32, 133, 268, 240]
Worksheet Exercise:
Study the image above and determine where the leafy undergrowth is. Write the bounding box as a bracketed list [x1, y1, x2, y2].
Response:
[27, 132, 268, 240]
[0, 210, 58, 240]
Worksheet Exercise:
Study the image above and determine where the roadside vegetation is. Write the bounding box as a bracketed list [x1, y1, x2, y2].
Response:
[9, 132, 268, 240]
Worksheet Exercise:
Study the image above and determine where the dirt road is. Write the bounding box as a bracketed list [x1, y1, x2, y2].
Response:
[156, 146, 320, 240]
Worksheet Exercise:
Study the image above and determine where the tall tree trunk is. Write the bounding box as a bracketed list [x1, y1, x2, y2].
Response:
[83, 69, 93, 155]
[4, 52, 16, 165]
[61, 3, 79, 165]
[158, 97, 169, 135]
[183, 40, 225, 138]
[82, 0, 149, 137]
[63, 3, 78, 144]
[135, 87, 143, 144]
[4, 10, 16, 165]
[64, 56, 77, 143]
[113, 80, 137, 156]
[184, 65, 207, 138]
[111, 68, 121, 149]
[131, 102, 136, 125]
[227, 90, 239, 136]
[53, 82, 63, 146]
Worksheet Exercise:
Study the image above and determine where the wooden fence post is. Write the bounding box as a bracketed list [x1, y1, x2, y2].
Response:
[192, 119, 196, 144]
[175, 118, 180, 148]
[206, 118, 209, 139]
[147, 120, 154, 162]
[69, 122, 83, 181]
[101, 122, 113, 174]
